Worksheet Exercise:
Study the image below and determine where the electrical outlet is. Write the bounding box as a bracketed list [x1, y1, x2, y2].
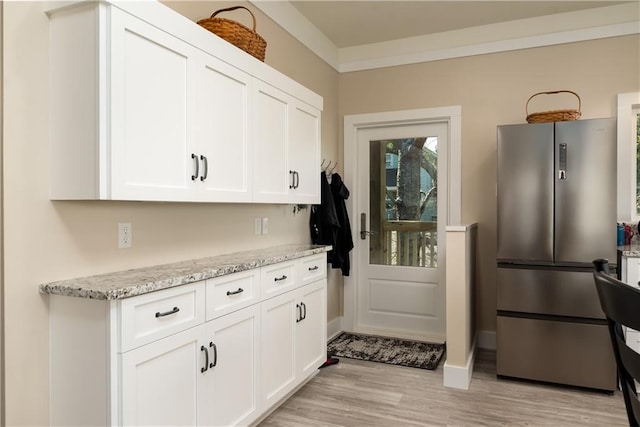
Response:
[254, 218, 262, 235]
[261, 217, 269, 235]
[118, 223, 132, 248]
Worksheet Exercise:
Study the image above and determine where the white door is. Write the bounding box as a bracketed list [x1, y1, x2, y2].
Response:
[355, 122, 448, 342]
[260, 290, 297, 408]
[198, 305, 261, 427]
[120, 325, 203, 426]
[196, 53, 253, 202]
[253, 81, 290, 203]
[109, 9, 197, 201]
[289, 101, 321, 204]
[296, 280, 327, 378]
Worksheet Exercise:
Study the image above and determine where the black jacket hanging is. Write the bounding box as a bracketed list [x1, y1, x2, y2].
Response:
[330, 173, 354, 276]
[310, 171, 340, 264]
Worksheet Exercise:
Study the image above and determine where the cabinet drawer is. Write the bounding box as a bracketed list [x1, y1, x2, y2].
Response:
[262, 261, 297, 298]
[120, 282, 205, 352]
[298, 254, 326, 285]
[205, 269, 260, 321]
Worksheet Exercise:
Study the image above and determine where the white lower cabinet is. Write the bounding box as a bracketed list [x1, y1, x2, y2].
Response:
[121, 305, 261, 426]
[296, 280, 327, 378]
[261, 279, 327, 408]
[49, 254, 327, 426]
[121, 325, 203, 426]
[199, 305, 261, 427]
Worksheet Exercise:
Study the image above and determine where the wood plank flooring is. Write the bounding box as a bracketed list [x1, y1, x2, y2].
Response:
[259, 349, 628, 426]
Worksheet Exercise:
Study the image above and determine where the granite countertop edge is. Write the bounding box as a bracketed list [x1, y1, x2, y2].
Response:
[39, 244, 332, 300]
[619, 245, 640, 258]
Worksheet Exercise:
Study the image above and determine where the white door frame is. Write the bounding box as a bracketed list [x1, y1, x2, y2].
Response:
[343, 106, 462, 333]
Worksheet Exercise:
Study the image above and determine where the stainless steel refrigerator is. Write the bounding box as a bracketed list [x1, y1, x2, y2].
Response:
[496, 118, 617, 391]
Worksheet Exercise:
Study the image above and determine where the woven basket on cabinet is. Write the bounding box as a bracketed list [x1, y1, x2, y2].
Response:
[525, 90, 582, 123]
[197, 6, 267, 62]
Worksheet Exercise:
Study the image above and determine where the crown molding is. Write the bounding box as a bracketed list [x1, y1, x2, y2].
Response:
[251, 1, 640, 73]
[250, 0, 339, 70]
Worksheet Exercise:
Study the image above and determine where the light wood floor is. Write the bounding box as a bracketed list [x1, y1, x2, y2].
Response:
[259, 349, 628, 426]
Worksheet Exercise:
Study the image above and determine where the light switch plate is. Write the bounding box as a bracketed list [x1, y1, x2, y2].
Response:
[262, 217, 269, 234]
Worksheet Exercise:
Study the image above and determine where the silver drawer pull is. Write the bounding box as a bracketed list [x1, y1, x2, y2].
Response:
[308, 266, 319, 271]
[155, 307, 180, 318]
[226, 288, 244, 296]
[274, 275, 288, 282]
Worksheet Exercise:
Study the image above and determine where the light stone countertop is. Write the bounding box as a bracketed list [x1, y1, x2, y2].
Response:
[619, 245, 640, 258]
[39, 244, 331, 300]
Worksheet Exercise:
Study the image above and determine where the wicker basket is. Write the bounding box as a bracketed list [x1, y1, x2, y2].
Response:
[197, 6, 266, 62]
[525, 90, 582, 123]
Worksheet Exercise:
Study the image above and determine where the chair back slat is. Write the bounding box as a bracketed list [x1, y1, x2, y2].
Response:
[593, 259, 640, 426]
[594, 272, 640, 331]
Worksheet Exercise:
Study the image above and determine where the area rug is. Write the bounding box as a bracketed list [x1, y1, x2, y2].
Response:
[327, 332, 445, 370]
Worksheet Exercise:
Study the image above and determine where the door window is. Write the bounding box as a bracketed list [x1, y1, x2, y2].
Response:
[369, 137, 438, 267]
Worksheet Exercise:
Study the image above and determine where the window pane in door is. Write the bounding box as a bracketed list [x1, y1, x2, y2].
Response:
[369, 137, 438, 267]
[635, 112, 640, 216]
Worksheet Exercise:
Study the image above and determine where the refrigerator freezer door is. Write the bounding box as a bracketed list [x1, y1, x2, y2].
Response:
[496, 315, 616, 391]
[555, 118, 617, 264]
[497, 267, 605, 319]
[497, 123, 554, 262]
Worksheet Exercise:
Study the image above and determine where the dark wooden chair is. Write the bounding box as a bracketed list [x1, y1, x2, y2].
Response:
[593, 259, 640, 426]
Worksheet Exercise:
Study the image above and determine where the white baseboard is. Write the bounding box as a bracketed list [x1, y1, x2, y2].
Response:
[327, 316, 343, 341]
[477, 330, 496, 350]
[443, 340, 477, 390]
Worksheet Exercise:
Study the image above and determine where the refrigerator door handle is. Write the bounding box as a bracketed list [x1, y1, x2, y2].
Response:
[559, 143, 567, 180]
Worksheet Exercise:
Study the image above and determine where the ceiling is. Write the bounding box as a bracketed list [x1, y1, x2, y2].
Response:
[289, 1, 628, 48]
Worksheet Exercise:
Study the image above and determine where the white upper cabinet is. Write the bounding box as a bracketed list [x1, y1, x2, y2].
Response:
[289, 100, 321, 204]
[110, 8, 199, 201]
[195, 54, 253, 202]
[253, 82, 292, 203]
[253, 81, 321, 204]
[48, 1, 321, 204]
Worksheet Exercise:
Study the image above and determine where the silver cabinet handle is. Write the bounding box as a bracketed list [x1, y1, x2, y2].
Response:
[293, 171, 299, 189]
[191, 153, 199, 181]
[200, 155, 208, 181]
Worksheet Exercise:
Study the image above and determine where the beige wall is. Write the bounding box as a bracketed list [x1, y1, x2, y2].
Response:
[2, 1, 338, 424]
[339, 35, 640, 334]
[3, 0, 639, 423]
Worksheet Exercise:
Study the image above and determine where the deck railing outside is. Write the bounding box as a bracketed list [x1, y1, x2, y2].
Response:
[382, 220, 437, 267]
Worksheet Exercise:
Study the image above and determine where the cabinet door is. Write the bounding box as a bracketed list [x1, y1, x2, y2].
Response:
[110, 9, 197, 201]
[261, 291, 297, 408]
[289, 101, 321, 204]
[296, 280, 327, 378]
[196, 54, 253, 202]
[120, 325, 205, 426]
[625, 257, 640, 289]
[199, 305, 261, 427]
[253, 81, 291, 203]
